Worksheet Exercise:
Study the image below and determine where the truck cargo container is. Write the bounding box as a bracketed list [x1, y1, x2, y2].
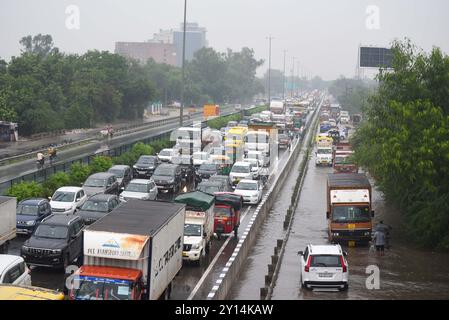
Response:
[0, 196, 17, 254]
[326, 174, 374, 245]
[71, 200, 185, 300]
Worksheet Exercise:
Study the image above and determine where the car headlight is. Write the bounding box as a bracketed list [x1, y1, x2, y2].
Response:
[332, 232, 340, 236]
[51, 249, 62, 254]
[192, 244, 201, 250]
[133, 165, 138, 169]
[26, 220, 36, 226]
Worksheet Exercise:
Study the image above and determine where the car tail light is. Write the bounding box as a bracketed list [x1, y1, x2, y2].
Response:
[340, 255, 347, 273]
[304, 256, 311, 272]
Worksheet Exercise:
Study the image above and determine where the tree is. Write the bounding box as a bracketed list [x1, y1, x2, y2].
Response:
[20, 34, 56, 56]
[352, 39, 449, 249]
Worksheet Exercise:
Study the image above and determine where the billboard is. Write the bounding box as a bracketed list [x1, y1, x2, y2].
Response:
[359, 46, 393, 68]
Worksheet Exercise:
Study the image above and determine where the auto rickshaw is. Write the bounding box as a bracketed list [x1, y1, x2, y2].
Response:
[213, 192, 243, 239]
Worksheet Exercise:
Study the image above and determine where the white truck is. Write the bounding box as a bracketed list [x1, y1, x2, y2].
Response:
[270, 100, 285, 114]
[316, 139, 334, 167]
[71, 200, 185, 300]
[0, 196, 16, 254]
[174, 191, 214, 265]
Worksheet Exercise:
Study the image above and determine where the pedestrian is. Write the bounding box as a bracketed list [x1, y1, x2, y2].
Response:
[372, 229, 386, 256]
[375, 220, 392, 249]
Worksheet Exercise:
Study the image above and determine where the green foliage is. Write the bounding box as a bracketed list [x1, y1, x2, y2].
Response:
[88, 156, 113, 174]
[245, 105, 268, 116]
[352, 39, 449, 249]
[69, 162, 91, 187]
[42, 172, 71, 198]
[207, 113, 242, 130]
[7, 181, 44, 202]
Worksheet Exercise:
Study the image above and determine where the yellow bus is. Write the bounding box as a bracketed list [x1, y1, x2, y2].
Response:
[0, 284, 65, 300]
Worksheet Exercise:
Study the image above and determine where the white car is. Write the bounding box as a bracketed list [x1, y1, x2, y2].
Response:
[229, 161, 254, 186]
[298, 244, 348, 291]
[246, 150, 269, 167]
[234, 179, 263, 204]
[0, 255, 31, 286]
[119, 179, 158, 201]
[242, 158, 261, 178]
[49, 187, 87, 215]
[193, 152, 210, 166]
[157, 148, 174, 162]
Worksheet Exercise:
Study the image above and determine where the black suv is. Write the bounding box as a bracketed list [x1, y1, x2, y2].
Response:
[21, 215, 84, 269]
[82, 172, 120, 197]
[152, 164, 182, 193]
[76, 194, 121, 225]
[16, 198, 52, 235]
[196, 162, 220, 181]
[133, 155, 160, 178]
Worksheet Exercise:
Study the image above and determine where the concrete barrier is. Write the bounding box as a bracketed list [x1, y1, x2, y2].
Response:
[206, 97, 324, 300]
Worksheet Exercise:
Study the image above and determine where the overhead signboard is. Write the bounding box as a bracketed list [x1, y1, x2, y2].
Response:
[359, 46, 393, 68]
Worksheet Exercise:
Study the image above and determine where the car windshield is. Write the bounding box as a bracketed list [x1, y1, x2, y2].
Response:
[74, 277, 133, 300]
[278, 135, 288, 140]
[335, 156, 353, 164]
[108, 169, 124, 178]
[310, 255, 342, 268]
[84, 178, 106, 188]
[232, 165, 250, 173]
[34, 225, 68, 239]
[52, 191, 75, 202]
[184, 224, 202, 237]
[332, 206, 371, 223]
[17, 204, 39, 215]
[159, 150, 172, 156]
[317, 148, 332, 154]
[199, 163, 216, 171]
[81, 200, 109, 212]
[214, 206, 232, 217]
[125, 183, 149, 193]
[154, 167, 175, 176]
[138, 157, 155, 165]
[198, 185, 220, 194]
[237, 182, 258, 190]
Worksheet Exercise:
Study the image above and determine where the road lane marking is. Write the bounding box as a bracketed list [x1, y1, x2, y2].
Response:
[186, 205, 252, 300]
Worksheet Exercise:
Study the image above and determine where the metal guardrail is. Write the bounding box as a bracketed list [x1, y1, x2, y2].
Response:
[0, 106, 243, 195]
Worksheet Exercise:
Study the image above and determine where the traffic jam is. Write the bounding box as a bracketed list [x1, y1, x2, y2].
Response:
[0, 92, 321, 300]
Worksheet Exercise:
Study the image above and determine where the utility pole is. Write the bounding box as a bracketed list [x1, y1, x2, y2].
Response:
[180, 0, 187, 126]
[282, 50, 287, 101]
[290, 57, 296, 98]
[266, 36, 274, 104]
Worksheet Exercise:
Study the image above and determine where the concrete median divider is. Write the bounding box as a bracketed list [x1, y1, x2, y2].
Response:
[206, 98, 323, 300]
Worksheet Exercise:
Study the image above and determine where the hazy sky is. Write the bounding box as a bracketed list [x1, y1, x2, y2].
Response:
[1, 0, 449, 80]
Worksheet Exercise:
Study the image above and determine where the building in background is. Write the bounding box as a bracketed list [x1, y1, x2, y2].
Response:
[115, 22, 207, 67]
[115, 41, 177, 66]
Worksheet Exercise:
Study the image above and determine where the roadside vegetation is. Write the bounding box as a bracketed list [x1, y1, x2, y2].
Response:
[352, 40, 449, 250]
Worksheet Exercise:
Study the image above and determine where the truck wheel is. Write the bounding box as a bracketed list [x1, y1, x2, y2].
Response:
[234, 227, 238, 237]
[62, 253, 70, 272]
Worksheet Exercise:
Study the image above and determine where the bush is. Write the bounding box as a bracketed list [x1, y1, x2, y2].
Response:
[69, 162, 92, 186]
[42, 172, 71, 198]
[207, 113, 242, 130]
[7, 181, 45, 202]
[89, 156, 113, 174]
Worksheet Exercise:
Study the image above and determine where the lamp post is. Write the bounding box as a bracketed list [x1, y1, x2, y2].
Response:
[266, 36, 274, 104]
[180, 0, 187, 126]
[282, 50, 287, 101]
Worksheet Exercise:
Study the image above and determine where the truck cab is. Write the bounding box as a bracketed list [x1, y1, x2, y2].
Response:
[71, 265, 144, 300]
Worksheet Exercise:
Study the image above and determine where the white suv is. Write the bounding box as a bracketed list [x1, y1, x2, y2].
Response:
[298, 244, 348, 291]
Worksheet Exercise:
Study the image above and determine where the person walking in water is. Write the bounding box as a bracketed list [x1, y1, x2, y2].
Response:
[372, 229, 387, 256]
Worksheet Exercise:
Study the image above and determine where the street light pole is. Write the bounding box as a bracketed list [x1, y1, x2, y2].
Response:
[180, 0, 187, 127]
[266, 36, 274, 104]
[291, 57, 295, 98]
[282, 50, 287, 101]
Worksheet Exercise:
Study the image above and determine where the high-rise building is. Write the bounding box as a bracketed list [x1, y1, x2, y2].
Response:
[173, 22, 207, 67]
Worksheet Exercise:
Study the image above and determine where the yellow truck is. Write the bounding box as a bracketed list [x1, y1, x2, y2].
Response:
[203, 104, 220, 119]
[225, 127, 247, 163]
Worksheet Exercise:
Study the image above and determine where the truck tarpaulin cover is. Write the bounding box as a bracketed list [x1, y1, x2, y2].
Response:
[84, 231, 149, 261]
[174, 191, 214, 211]
[214, 193, 243, 211]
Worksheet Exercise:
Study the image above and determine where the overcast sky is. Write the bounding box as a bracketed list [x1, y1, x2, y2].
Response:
[1, 0, 449, 80]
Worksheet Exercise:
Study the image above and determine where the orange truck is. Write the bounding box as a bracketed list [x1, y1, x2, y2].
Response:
[203, 104, 220, 119]
[326, 173, 374, 246]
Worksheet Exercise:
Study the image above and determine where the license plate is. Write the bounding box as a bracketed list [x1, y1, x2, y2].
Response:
[182, 252, 188, 257]
[348, 224, 356, 230]
[319, 273, 333, 278]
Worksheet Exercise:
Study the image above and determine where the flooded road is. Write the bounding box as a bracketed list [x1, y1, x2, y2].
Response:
[231, 132, 449, 300]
